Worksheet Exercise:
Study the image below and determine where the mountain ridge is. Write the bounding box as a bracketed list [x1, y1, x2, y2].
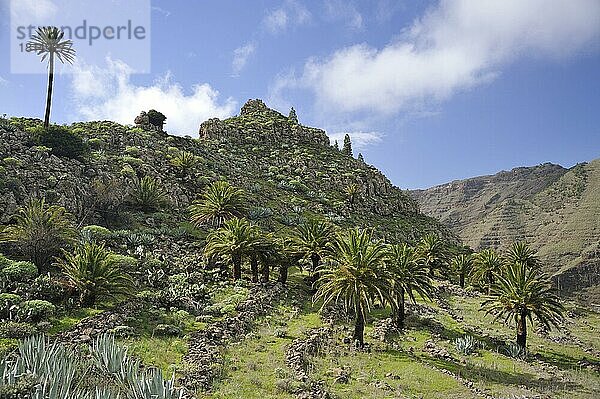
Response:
[410, 158, 600, 299]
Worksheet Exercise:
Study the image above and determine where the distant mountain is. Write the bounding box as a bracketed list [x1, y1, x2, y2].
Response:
[411, 160, 600, 299]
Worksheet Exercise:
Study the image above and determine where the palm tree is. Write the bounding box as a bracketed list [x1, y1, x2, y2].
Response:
[27, 27, 76, 128]
[315, 229, 392, 346]
[505, 241, 539, 270]
[204, 218, 259, 280]
[345, 183, 360, 209]
[473, 248, 502, 294]
[293, 218, 335, 282]
[57, 242, 132, 306]
[482, 261, 564, 349]
[189, 181, 246, 228]
[276, 238, 303, 285]
[418, 233, 448, 277]
[452, 254, 474, 288]
[0, 198, 76, 268]
[387, 243, 434, 329]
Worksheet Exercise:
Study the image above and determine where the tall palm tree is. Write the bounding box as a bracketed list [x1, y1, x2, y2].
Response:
[0, 198, 76, 268]
[315, 229, 392, 346]
[418, 233, 448, 277]
[482, 261, 564, 349]
[452, 253, 474, 288]
[293, 218, 335, 282]
[473, 248, 502, 294]
[27, 27, 76, 128]
[387, 244, 434, 329]
[189, 181, 246, 228]
[505, 241, 539, 270]
[57, 242, 132, 306]
[204, 218, 259, 280]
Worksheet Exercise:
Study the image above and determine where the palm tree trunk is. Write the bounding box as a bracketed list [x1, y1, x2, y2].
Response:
[232, 254, 242, 280]
[516, 309, 527, 348]
[44, 52, 55, 128]
[250, 255, 259, 283]
[261, 263, 270, 283]
[459, 272, 465, 288]
[395, 287, 405, 329]
[278, 266, 288, 285]
[310, 253, 320, 276]
[353, 305, 365, 347]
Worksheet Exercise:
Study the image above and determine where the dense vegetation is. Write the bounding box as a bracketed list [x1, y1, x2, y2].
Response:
[0, 103, 597, 398]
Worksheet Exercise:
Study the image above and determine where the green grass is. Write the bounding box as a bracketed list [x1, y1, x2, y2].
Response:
[48, 307, 104, 335]
[122, 336, 188, 377]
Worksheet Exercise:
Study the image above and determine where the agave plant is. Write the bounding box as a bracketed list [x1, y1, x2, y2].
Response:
[129, 368, 183, 399]
[502, 342, 528, 360]
[453, 335, 483, 355]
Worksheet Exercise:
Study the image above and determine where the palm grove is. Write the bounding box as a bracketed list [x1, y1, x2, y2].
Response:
[1, 176, 563, 349]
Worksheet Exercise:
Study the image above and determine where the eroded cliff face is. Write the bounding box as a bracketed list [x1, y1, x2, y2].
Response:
[411, 160, 600, 296]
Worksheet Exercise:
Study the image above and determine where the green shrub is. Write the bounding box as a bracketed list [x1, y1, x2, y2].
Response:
[0, 321, 37, 338]
[153, 324, 181, 337]
[17, 300, 55, 322]
[30, 125, 88, 159]
[0, 293, 21, 318]
[122, 155, 143, 167]
[0, 261, 38, 283]
[124, 146, 141, 156]
[0, 338, 19, 359]
[0, 253, 11, 269]
[27, 274, 67, 303]
[121, 163, 137, 178]
[87, 137, 104, 150]
[2, 157, 22, 167]
[81, 225, 112, 241]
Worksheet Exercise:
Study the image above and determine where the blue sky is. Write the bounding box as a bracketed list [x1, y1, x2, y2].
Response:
[1, 0, 599, 189]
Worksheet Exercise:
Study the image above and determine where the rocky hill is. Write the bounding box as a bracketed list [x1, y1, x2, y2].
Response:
[411, 160, 600, 299]
[0, 99, 445, 247]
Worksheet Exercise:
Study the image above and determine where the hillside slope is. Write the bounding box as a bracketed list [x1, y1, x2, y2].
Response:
[0, 99, 445, 245]
[411, 160, 600, 297]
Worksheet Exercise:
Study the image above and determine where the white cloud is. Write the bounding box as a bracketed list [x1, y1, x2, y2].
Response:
[10, 0, 57, 22]
[71, 58, 236, 136]
[324, 0, 363, 30]
[277, 0, 600, 114]
[263, 0, 311, 34]
[328, 131, 383, 149]
[0, 76, 8, 86]
[151, 6, 171, 17]
[232, 42, 257, 76]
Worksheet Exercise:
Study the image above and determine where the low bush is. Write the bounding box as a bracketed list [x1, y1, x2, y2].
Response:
[0, 261, 38, 284]
[30, 125, 88, 159]
[153, 324, 182, 337]
[81, 225, 112, 241]
[17, 300, 56, 322]
[27, 274, 68, 303]
[0, 321, 37, 339]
